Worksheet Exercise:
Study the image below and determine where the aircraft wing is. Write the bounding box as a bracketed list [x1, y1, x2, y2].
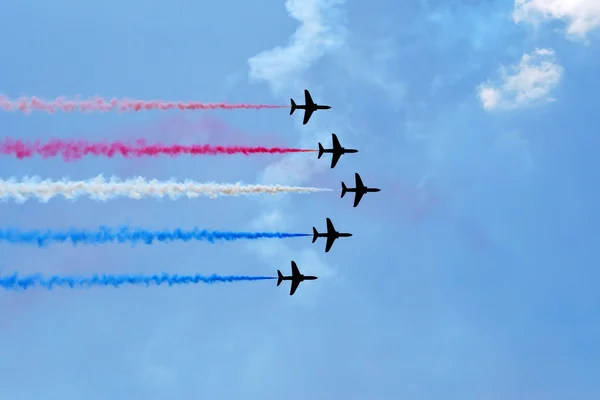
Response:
[289, 279, 300, 296]
[355, 173, 365, 189]
[303, 109, 314, 125]
[353, 191, 365, 207]
[325, 236, 335, 252]
[291, 261, 301, 277]
[326, 218, 335, 234]
[330, 152, 342, 168]
[304, 89, 315, 106]
[331, 133, 341, 150]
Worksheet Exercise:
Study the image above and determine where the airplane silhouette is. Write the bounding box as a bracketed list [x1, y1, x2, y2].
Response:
[312, 217, 352, 252]
[290, 89, 331, 125]
[317, 133, 358, 168]
[277, 260, 317, 296]
[341, 173, 381, 207]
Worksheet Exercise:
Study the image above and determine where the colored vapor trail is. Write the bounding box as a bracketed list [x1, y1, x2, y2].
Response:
[0, 226, 310, 247]
[0, 138, 315, 161]
[0, 175, 332, 203]
[0, 95, 288, 113]
[0, 273, 276, 291]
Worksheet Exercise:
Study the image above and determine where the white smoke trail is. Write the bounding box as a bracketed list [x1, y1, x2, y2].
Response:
[0, 175, 333, 203]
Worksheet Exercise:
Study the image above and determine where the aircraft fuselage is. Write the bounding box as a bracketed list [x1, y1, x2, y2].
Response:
[322, 148, 357, 154]
[336, 233, 352, 238]
[280, 275, 317, 282]
[296, 104, 330, 109]
[345, 187, 380, 193]
[316, 232, 352, 239]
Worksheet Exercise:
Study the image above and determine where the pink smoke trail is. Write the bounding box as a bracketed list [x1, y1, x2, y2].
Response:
[0, 96, 289, 113]
[0, 139, 316, 161]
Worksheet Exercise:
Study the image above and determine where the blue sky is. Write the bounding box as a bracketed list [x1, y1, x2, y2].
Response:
[0, 0, 599, 398]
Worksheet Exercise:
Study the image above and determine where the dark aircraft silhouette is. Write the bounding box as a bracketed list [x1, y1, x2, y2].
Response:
[317, 133, 358, 168]
[290, 89, 331, 125]
[277, 261, 317, 296]
[312, 217, 352, 252]
[341, 173, 381, 207]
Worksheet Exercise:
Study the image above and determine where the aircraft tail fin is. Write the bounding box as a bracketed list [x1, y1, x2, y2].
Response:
[277, 270, 283, 286]
[341, 182, 347, 198]
[312, 227, 319, 243]
[318, 143, 324, 159]
[290, 99, 296, 115]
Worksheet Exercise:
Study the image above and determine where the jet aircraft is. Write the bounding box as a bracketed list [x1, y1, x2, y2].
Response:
[290, 89, 331, 125]
[312, 217, 352, 252]
[341, 173, 381, 207]
[277, 261, 317, 296]
[317, 133, 358, 168]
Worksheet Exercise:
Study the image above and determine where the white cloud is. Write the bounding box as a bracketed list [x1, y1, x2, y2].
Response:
[478, 85, 502, 110]
[247, 0, 346, 94]
[477, 48, 563, 111]
[260, 154, 323, 186]
[513, 0, 600, 40]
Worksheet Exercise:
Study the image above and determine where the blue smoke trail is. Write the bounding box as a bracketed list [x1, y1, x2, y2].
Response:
[0, 273, 276, 290]
[0, 226, 310, 247]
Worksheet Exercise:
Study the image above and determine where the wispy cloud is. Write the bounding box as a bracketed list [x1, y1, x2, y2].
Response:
[247, 0, 347, 95]
[334, 36, 407, 108]
[477, 48, 563, 111]
[513, 0, 600, 41]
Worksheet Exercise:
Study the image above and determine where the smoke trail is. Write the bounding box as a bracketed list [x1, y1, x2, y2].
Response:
[0, 175, 333, 203]
[0, 226, 310, 247]
[0, 272, 276, 291]
[0, 95, 288, 113]
[0, 138, 316, 161]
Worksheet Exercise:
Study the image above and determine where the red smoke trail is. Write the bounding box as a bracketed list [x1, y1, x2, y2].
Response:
[0, 138, 316, 161]
[0, 96, 289, 113]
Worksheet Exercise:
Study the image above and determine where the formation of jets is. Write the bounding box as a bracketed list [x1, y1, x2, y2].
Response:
[280, 89, 381, 295]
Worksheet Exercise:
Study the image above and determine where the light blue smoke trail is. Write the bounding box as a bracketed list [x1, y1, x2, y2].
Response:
[0, 273, 276, 291]
[0, 226, 310, 247]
